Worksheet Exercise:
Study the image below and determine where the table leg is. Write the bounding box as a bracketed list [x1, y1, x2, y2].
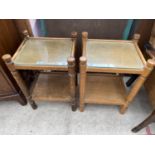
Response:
[79, 56, 87, 112]
[17, 90, 27, 106]
[120, 59, 155, 114]
[16, 97, 27, 106]
[68, 57, 77, 111]
[29, 99, 38, 110]
[2, 54, 37, 110]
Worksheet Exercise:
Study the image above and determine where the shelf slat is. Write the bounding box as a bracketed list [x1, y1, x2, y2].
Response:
[84, 74, 127, 105]
[32, 73, 71, 102]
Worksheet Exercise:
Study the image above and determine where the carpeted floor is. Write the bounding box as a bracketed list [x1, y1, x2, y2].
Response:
[0, 86, 154, 135]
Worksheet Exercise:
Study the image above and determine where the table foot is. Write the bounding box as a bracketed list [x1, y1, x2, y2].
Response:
[119, 105, 128, 114]
[30, 100, 38, 110]
[79, 105, 84, 112]
[16, 96, 27, 106]
[71, 105, 77, 111]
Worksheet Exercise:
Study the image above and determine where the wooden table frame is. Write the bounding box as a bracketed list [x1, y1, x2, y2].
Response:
[132, 44, 155, 132]
[2, 30, 78, 111]
[79, 32, 155, 114]
[0, 58, 27, 106]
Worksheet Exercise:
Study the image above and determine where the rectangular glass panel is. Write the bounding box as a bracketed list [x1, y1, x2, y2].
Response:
[13, 38, 72, 67]
[86, 40, 144, 69]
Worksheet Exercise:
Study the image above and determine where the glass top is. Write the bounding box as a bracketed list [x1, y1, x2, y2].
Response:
[13, 38, 73, 67]
[86, 40, 144, 69]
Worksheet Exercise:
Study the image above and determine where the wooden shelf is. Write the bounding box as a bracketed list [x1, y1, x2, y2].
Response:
[84, 74, 127, 105]
[31, 72, 71, 102]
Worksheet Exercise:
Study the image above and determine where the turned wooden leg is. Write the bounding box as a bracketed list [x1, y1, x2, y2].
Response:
[71, 103, 77, 111]
[29, 99, 38, 110]
[67, 31, 78, 111]
[132, 110, 155, 133]
[16, 90, 27, 106]
[68, 57, 76, 111]
[126, 75, 139, 87]
[16, 96, 27, 106]
[124, 59, 155, 113]
[2, 54, 29, 97]
[75, 73, 78, 86]
[79, 56, 87, 112]
[120, 104, 128, 114]
[80, 104, 84, 112]
[2, 54, 37, 110]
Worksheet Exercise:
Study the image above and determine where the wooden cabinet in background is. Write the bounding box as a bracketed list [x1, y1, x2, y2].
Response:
[0, 19, 28, 105]
[0, 20, 22, 57]
[0, 59, 27, 105]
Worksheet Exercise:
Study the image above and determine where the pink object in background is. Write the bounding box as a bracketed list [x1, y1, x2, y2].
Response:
[146, 126, 152, 135]
[29, 19, 40, 37]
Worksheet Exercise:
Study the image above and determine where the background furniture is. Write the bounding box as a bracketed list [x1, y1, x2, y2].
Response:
[131, 22, 155, 132]
[79, 32, 155, 114]
[0, 20, 22, 56]
[0, 20, 27, 105]
[0, 19, 35, 94]
[0, 58, 27, 105]
[132, 41, 155, 132]
[132, 110, 155, 133]
[2, 31, 77, 111]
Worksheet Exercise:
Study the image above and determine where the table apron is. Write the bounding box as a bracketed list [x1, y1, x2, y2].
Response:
[87, 67, 144, 74]
[14, 65, 68, 71]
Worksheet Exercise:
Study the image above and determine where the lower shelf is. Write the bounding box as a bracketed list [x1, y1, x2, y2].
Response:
[84, 74, 127, 105]
[31, 73, 71, 102]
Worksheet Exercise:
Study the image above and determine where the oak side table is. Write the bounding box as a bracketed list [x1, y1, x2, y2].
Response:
[132, 43, 155, 132]
[2, 31, 77, 111]
[79, 32, 155, 114]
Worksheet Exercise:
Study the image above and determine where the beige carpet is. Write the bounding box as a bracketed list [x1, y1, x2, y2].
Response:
[0, 86, 154, 135]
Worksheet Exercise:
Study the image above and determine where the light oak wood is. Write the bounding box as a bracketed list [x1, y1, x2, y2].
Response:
[3, 31, 78, 110]
[79, 32, 88, 111]
[133, 42, 146, 65]
[131, 25, 155, 132]
[84, 74, 126, 105]
[11, 38, 28, 62]
[14, 65, 68, 71]
[88, 39, 133, 43]
[68, 57, 76, 110]
[80, 31, 154, 114]
[32, 73, 71, 102]
[132, 33, 140, 43]
[82, 32, 88, 57]
[87, 67, 143, 74]
[120, 59, 155, 114]
[79, 56, 87, 112]
[71, 31, 78, 57]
